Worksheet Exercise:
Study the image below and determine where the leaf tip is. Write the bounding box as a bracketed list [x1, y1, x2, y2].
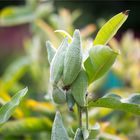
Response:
[46, 41, 55, 50]
[74, 29, 80, 37]
[46, 40, 51, 46]
[19, 87, 28, 97]
[122, 10, 130, 16]
[56, 111, 61, 117]
[24, 87, 28, 94]
[73, 29, 81, 44]
[55, 111, 62, 121]
[25, 86, 28, 90]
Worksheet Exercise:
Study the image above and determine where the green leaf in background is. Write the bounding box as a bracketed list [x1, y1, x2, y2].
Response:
[0, 87, 28, 124]
[93, 10, 129, 45]
[0, 3, 53, 26]
[0, 6, 34, 26]
[51, 111, 69, 140]
[89, 93, 140, 115]
[2, 57, 29, 91]
[0, 117, 52, 136]
[84, 45, 118, 83]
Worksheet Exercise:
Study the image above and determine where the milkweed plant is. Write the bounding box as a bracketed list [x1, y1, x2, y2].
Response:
[1, 10, 140, 140]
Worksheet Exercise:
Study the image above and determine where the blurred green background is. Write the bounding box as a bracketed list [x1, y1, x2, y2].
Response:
[0, 0, 140, 140]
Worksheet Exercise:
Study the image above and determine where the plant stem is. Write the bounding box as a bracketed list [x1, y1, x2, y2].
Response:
[85, 92, 89, 129]
[85, 107, 89, 129]
[77, 105, 82, 128]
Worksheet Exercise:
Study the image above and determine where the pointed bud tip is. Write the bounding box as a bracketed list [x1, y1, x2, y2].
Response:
[73, 29, 81, 41]
[122, 10, 130, 15]
[75, 29, 80, 32]
[55, 111, 62, 119]
[56, 111, 60, 116]
[74, 29, 80, 36]
[46, 40, 51, 46]
[24, 87, 28, 92]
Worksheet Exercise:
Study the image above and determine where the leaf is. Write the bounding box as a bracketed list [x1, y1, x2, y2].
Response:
[51, 111, 69, 140]
[50, 37, 68, 84]
[71, 69, 88, 107]
[46, 41, 56, 64]
[2, 57, 29, 90]
[0, 117, 52, 135]
[0, 87, 28, 124]
[82, 129, 89, 139]
[84, 45, 118, 84]
[99, 132, 123, 140]
[89, 93, 140, 115]
[63, 29, 82, 86]
[66, 90, 75, 111]
[93, 10, 129, 45]
[82, 123, 100, 140]
[74, 128, 84, 140]
[52, 86, 66, 104]
[88, 123, 100, 139]
[26, 99, 55, 117]
[84, 11, 129, 84]
[0, 6, 35, 26]
[55, 30, 72, 43]
[0, 4, 52, 26]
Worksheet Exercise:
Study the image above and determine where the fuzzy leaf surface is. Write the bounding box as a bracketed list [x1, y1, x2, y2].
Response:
[51, 111, 69, 140]
[0, 87, 28, 124]
[89, 93, 140, 115]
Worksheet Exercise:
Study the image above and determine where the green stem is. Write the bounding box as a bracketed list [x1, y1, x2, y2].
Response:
[85, 107, 89, 129]
[85, 92, 89, 129]
[77, 105, 82, 128]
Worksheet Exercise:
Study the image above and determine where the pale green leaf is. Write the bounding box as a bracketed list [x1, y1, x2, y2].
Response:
[0, 6, 35, 26]
[71, 69, 88, 107]
[63, 29, 82, 86]
[66, 90, 75, 111]
[82, 123, 100, 140]
[82, 129, 89, 139]
[46, 41, 56, 64]
[94, 10, 129, 45]
[51, 111, 69, 140]
[0, 87, 28, 124]
[50, 37, 68, 84]
[84, 45, 118, 83]
[88, 123, 100, 139]
[74, 128, 84, 140]
[89, 93, 140, 115]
